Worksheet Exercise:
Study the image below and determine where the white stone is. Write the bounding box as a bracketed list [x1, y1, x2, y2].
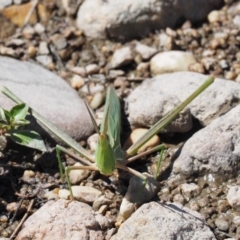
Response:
[38, 41, 49, 55]
[72, 186, 102, 203]
[58, 189, 71, 200]
[34, 23, 45, 34]
[69, 162, 90, 184]
[70, 66, 87, 77]
[208, 10, 221, 23]
[150, 51, 197, 75]
[70, 75, 85, 89]
[109, 46, 133, 69]
[44, 190, 59, 200]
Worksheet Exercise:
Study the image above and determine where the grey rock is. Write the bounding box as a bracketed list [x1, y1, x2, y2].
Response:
[76, 0, 223, 40]
[173, 104, 240, 177]
[128, 72, 240, 128]
[135, 42, 157, 60]
[16, 199, 112, 240]
[128, 77, 192, 133]
[111, 202, 216, 240]
[215, 217, 229, 232]
[0, 57, 94, 141]
[227, 186, 240, 210]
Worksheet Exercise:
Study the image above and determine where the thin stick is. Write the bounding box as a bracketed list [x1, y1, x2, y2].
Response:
[10, 199, 35, 240]
[9, 198, 24, 225]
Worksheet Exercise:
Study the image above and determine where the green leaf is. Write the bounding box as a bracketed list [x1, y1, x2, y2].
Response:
[10, 103, 29, 121]
[13, 119, 30, 126]
[0, 107, 10, 125]
[9, 130, 47, 152]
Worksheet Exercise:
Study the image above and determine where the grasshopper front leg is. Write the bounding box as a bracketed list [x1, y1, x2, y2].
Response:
[56, 144, 98, 199]
[65, 165, 98, 200]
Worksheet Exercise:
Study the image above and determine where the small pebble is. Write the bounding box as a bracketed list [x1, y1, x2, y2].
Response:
[38, 41, 49, 55]
[87, 133, 99, 152]
[34, 23, 45, 34]
[70, 75, 85, 89]
[50, 34, 67, 50]
[27, 45, 37, 57]
[6, 202, 27, 215]
[208, 10, 222, 23]
[22, 26, 35, 39]
[123, 128, 160, 153]
[188, 62, 205, 73]
[69, 162, 90, 184]
[58, 189, 71, 200]
[173, 193, 185, 205]
[113, 77, 127, 88]
[197, 196, 209, 207]
[90, 92, 105, 109]
[215, 217, 229, 232]
[22, 170, 35, 179]
[86, 64, 100, 75]
[98, 205, 108, 214]
[71, 186, 102, 203]
[225, 71, 236, 80]
[70, 66, 87, 77]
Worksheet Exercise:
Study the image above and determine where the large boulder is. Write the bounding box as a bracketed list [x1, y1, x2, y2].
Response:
[0, 56, 94, 141]
[76, 0, 223, 40]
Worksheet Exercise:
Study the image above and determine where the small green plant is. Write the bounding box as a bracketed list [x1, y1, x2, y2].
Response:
[0, 103, 46, 152]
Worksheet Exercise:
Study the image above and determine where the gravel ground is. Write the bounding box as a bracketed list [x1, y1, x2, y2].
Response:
[1, 0, 240, 239]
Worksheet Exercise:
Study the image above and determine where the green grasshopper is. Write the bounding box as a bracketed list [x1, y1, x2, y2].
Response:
[1, 75, 214, 200]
